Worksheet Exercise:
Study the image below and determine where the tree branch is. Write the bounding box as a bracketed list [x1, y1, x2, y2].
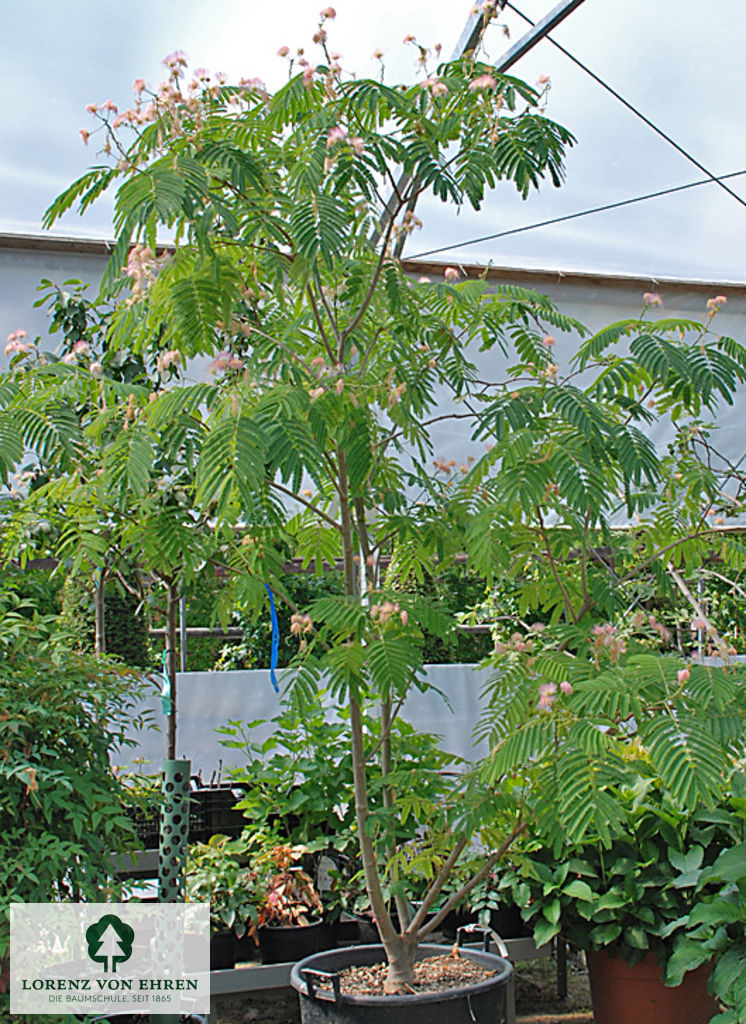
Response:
[416, 821, 528, 940]
[535, 506, 576, 623]
[342, 201, 403, 349]
[269, 480, 342, 531]
[306, 283, 336, 363]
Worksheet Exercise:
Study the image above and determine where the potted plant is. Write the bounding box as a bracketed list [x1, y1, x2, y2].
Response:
[121, 771, 163, 849]
[186, 834, 263, 969]
[16, 2, 746, 1017]
[666, 773, 746, 1024]
[221, 694, 459, 945]
[250, 838, 328, 964]
[500, 762, 743, 1023]
[438, 857, 531, 940]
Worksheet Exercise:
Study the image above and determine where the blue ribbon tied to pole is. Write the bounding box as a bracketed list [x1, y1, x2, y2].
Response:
[265, 584, 280, 693]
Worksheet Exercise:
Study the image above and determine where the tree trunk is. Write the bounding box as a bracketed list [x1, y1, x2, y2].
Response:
[383, 931, 419, 993]
[381, 698, 411, 930]
[94, 569, 106, 657]
[338, 451, 416, 990]
[165, 580, 178, 760]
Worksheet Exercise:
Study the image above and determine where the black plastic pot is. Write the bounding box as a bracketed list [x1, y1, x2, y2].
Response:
[355, 909, 435, 944]
[326, 915, 363, 945]
[259, 918, 331, 965]
[441, 904, 530, 940]
[234, 932, 260, 963]
[290, 941, 513, 1024]
[439, 909, 474, 939]
[355, 913, 380, 944]
[210, 929, 236, 970]
[489, 904, 531, 939]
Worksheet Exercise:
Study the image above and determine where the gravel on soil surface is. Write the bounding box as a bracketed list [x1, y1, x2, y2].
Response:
[335, 952, 497, 995]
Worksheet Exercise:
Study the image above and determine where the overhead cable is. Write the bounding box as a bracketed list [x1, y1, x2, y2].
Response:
[408, 169, 746, 261]
[505, 1, 746, 213]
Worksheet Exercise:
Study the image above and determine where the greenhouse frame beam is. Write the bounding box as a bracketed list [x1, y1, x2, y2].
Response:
[373, 0, 587, 250]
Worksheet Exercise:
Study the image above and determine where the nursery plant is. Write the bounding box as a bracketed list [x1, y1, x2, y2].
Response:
[220, 694, 457, 853]
[251, 839, 324, 929]
[667, 773, 746, 1023]
[3, 4, 746, 995]
[500, 770, 744, 957]
[187, 833, 263, 938]
[0, 593, 147, 1008]
[499, 765, 746, 1022]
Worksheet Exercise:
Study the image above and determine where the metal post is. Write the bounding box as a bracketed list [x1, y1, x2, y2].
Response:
[166, 582, 178, 761]
[377, 0, 587, 254]
[94, 569, 106, 657]
[179, 591, 188, 673]
[499, 0, 587, 73]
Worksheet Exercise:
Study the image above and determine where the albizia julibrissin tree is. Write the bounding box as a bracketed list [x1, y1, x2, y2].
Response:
[11, 6, 746, 991]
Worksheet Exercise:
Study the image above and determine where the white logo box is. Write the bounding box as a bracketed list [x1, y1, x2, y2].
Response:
[10, 903, 210, 1014]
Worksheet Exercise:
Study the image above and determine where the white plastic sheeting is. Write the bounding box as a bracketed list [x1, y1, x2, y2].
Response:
[120, 663, 493, 775]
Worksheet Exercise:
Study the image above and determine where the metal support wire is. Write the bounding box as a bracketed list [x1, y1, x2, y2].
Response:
[505, 0, 746, 213]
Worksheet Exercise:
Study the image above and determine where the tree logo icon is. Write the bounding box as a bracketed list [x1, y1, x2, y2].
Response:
[85, 914, 135, 973]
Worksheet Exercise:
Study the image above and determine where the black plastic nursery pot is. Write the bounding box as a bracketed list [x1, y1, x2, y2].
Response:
[233, 931, 261, 963]
[441, 904, 530, 940]
[259, 919, 332, 965]
[290, 943, 514, 1024]
[210, 929, 236, 970]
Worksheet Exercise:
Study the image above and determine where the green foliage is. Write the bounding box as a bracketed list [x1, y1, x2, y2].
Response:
[501, 774, 744, 965]
[104, 585, 149, 668]
[213, 570, 345, 670]
[412, 567, 494, 663]
[220, 693, 458, 856]
[59, 574, 96, 651]
[60, 574, 149, 667]
[661, 772, 746, 1020]
[6, 19, 746, 984]
[0, 562, 62, 617]
[187, 834, 262, 937]
[481, 628, 746, 847]
[0, 599, 147, 1013]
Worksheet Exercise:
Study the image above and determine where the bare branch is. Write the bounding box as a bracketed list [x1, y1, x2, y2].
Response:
[269, 480, 342, 531]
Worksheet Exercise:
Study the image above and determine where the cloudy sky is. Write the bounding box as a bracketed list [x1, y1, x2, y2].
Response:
[3, 0, 745, 282]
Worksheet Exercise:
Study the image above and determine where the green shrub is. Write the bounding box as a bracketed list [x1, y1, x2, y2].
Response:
[0, 597, 147, 1017]
[60, 574, 149, 667]
[221, 693, 459, 859]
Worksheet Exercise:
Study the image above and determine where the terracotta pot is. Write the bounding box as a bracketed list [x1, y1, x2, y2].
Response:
[586, 949, 718, 1024]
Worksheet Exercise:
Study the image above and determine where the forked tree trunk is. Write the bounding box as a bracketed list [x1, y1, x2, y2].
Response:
[350, 696, 419, 991]
[339, 449, 417, 991]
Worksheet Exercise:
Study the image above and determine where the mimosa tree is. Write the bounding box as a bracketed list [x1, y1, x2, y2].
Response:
[4, 7, 746, 992]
